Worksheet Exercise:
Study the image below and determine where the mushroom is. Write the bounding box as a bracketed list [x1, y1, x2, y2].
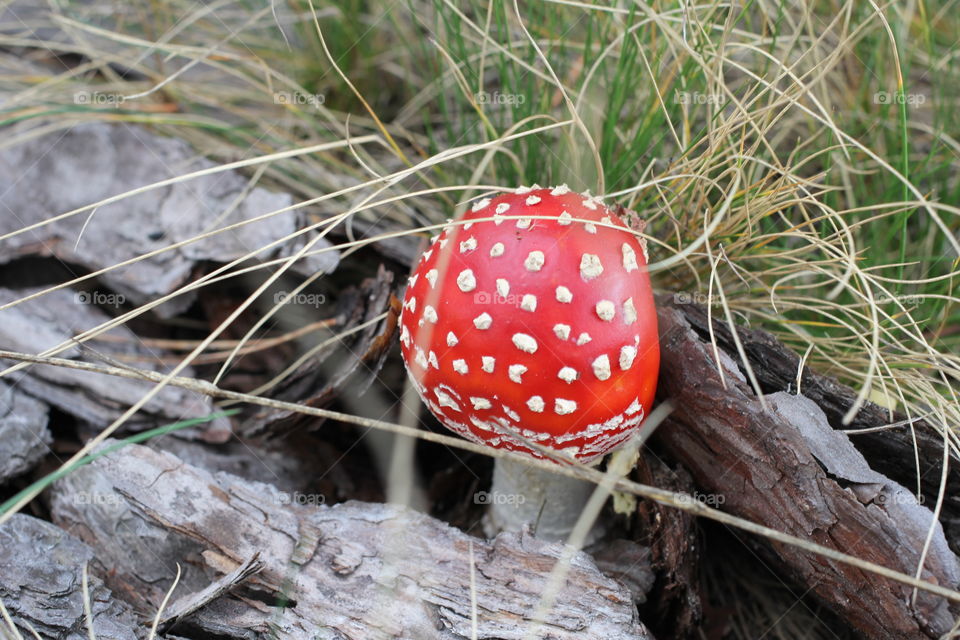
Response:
[399, 185, 659, 541]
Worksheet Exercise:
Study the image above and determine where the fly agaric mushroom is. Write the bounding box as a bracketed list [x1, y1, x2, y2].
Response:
[399, 185, 659, 541]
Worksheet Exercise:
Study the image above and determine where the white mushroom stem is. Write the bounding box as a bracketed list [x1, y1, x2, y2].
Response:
[482, 456, 603, 543]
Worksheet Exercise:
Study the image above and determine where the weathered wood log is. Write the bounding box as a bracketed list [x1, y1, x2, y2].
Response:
[0, 378, 50, 482]
[655, 300, 960, 639]
[0, 514, 142, 639]
[50, 442, 653, 639]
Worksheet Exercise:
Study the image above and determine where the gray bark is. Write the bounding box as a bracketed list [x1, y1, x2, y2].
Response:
[50, 441, 652, 639]
[328, 216, 424, 267]
[0, 378, 50, 482]
[0, 122, 338, 316]
[0, 286, 231, 438]
[0, 514, 143, 640]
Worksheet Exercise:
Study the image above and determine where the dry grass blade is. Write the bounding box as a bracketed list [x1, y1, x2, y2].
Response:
[147, 564, 181, 640]
[81, 564, 95, 640]
[0, 598, 24, 640]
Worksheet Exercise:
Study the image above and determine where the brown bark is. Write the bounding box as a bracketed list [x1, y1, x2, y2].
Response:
[632, 452, 702, 638]
[654, 300, 960, 639]
[242, 265, 398, 438]
[672, 298, 960, 523]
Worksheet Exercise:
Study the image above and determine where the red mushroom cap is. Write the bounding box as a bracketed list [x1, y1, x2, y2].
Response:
[399, 185, 659, 462]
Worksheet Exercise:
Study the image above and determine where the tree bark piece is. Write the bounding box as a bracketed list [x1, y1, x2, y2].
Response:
[631, 451, 701, 638]
[672, 299, 960, 547]
[0, 286, 230, 439]
[158, 552, 263, 633]
[655, 301, 960, 639]
[0, 378, 50, 482]
[0, 514, 142, 640]
[0, 122, 338, 316]
[50, 442, 652, 639]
